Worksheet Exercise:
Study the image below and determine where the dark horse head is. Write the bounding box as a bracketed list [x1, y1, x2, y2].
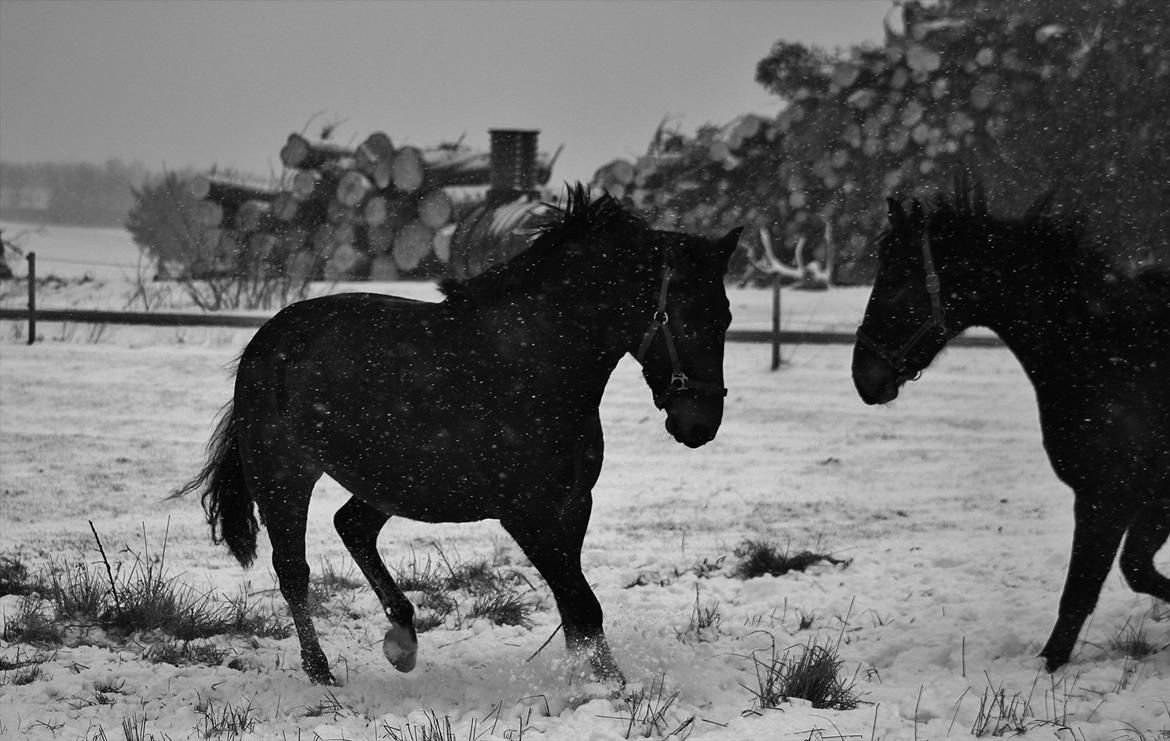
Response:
[632, 226, 742, 446]
[853, 193, 971, 404]
[522, 186, 743, 447]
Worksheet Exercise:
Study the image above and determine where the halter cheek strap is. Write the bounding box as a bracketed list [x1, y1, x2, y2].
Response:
[855, 226, 949, 383]
[920, 226, 947, 330]
[634, 265, 728, 408]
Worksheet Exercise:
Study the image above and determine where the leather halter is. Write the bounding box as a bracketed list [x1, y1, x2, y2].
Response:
[855, 226, 949, 383]
[634, 262, 728, 409]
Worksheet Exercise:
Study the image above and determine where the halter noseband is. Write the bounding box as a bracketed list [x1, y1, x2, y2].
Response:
[634, 261, 728, 409]
[855, 226, 948, 383]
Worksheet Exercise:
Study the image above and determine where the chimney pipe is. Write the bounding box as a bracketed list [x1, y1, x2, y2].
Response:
[489, 129, 540, 199]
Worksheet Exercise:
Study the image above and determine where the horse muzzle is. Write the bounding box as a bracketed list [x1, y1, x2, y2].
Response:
[663, 395, 724, 447]
[852, 345, 903, 405]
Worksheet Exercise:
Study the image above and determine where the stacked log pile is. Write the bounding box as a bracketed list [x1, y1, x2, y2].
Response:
[189, 130, 556, 282]
[592, 0, 1166, 282]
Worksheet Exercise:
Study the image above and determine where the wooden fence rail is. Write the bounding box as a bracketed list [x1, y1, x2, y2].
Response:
[0, 307, 267, 329]
[4, 253, 1002, 348]
[0, 306, 1003, 347]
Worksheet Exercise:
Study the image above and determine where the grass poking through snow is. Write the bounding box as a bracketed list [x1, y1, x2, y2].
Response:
[194, 694, 261, 740]
[675, 585, 722, 644]
[1108, 615, 1159, 660]
[597, 673, 687, 740]
[0, 554, 33, 596]
[1, 523, 289, 660]
[739, 634, 860, 712]
[733, 540, 850, 579]
[391, 542, 538, 632]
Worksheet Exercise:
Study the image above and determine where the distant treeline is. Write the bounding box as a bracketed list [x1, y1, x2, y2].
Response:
[0, 160, 175, 227]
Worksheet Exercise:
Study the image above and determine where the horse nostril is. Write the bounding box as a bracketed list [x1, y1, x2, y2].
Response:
[665, 417, 717, 447]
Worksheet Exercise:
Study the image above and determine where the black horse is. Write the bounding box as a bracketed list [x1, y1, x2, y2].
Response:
[853, 181, 1169, 672]
[177, 185, 742, 685]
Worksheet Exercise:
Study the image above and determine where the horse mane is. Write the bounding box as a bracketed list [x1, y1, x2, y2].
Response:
[930, 175, 1084, 252]
[920, 175, 1129, 294]
[438, 183, 649, 303]
[919, 174, 1170, 342]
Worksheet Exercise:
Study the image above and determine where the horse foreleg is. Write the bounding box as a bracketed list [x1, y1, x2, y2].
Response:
[564, 415, 603, 553]
[1039, 495, 1129, 672]
[334, 497, 418, 672]
[501, 511, 624, 686]
[1119, 499, 1170, 601]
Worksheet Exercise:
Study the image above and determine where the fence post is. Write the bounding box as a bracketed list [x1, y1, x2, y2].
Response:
[770, 273, 781, 370]
[26, 252, 36, 345]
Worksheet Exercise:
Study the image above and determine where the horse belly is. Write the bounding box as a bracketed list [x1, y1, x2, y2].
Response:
[309, 409, 576, 524]
[1038, 385, 1170, 495]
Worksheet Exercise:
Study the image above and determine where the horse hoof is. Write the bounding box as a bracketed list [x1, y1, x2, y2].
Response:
[383, 623, 418, 673]
[1043, 654, 1067, 673]
[302, 652, 337, 685]
[306, 666, 338, 685]
[590, 655, 625, 688]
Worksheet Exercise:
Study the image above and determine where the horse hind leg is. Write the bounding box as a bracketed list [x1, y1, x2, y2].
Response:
[1039, 495, 1129, 672]
[250, 462, 333, 684]
[1119, 500, 1170, 601]
[334, 497, 418, 672]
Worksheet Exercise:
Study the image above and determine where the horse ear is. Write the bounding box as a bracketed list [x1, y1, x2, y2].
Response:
[886, 198, 906, 227]
[1024, 188, 1057, 223]
[910, 199, 925, 223]
[717, 226, 744, 260]
[972, 179, 988, 215]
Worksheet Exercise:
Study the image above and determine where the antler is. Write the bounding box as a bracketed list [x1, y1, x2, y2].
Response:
[747, 228, 804, 281]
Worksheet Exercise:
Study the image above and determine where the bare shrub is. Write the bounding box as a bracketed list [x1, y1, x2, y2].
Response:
[127, 171, 312, 311]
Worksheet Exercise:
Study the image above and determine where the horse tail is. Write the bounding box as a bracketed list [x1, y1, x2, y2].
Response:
[172, 401, 259, 567]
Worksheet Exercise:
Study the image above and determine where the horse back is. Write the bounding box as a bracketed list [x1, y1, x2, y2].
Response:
[1135, 264, 1170, 336]
[254, 291, 435, 344]
[236, 292, 441, 398]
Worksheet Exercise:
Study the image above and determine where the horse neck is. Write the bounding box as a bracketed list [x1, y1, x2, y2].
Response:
[959, 234, 1088, 377]
[484, 253, 655, 371]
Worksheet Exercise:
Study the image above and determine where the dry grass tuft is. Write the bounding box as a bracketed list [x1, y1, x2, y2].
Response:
[392, 542, 538, 632]
[733, 540, 849, 579]
[739, 635, 860, 712]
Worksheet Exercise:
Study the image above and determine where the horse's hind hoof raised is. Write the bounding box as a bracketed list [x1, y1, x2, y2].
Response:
[383, 622, 418, 672]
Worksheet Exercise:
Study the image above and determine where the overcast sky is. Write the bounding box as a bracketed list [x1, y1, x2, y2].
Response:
[0, 0, 889, 185]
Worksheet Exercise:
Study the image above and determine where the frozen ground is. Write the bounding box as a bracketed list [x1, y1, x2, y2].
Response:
[0, 224, 1166, 740]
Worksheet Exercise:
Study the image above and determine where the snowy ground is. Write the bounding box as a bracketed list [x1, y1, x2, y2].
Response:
[0, 224, 1167, 740]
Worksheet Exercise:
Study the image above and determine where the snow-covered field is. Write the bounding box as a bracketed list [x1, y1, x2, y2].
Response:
[0, 224, 1166, 740]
